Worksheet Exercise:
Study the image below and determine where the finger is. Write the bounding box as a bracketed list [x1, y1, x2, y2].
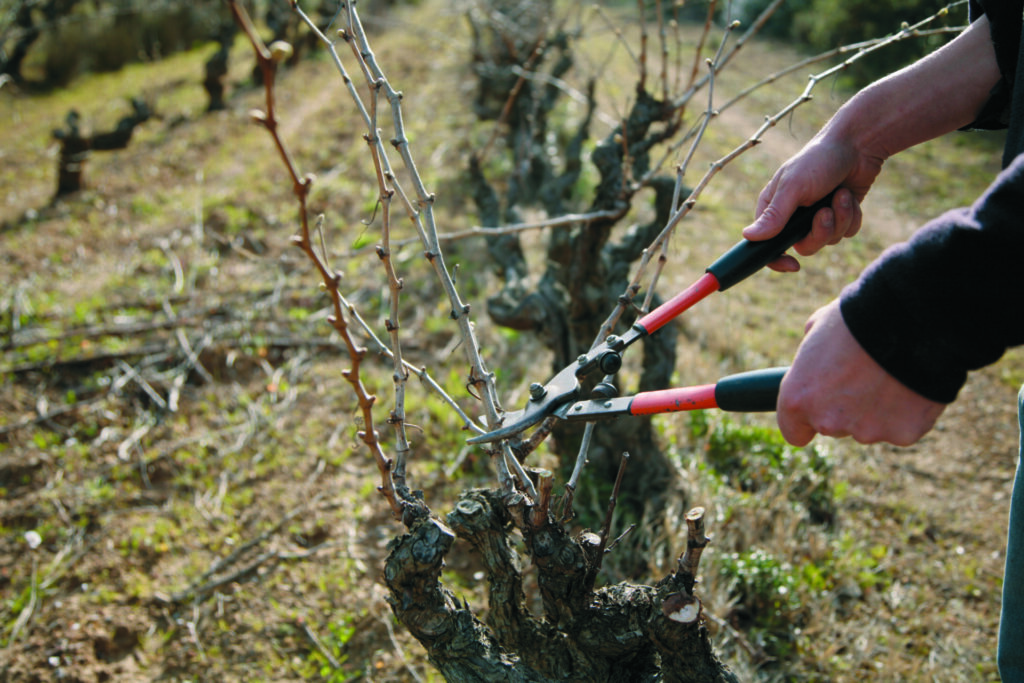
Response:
[828, 187, 861, 244]
[793, 206, 836, 256]
[765, 253, 801, 273]
[777, 409, 817, 447]
[776, 373, 819, 446]
[851, 397, 944, 446]
[849, 416, 914, 446]
[803, 302, 831, 334]
[755, 177, 779, 217]
[831, 188, 857, 239]
[809, 411, 853, 440]
[743, 191, 799, 241]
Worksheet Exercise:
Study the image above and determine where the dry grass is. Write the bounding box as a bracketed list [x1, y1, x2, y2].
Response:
[0, 2, 1019, 681]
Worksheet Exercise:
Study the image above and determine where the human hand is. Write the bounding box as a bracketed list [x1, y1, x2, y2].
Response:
[742, 137, 880, 272]
[777, 300, 945, 447]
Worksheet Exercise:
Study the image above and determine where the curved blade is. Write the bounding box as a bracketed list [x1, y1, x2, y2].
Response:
[467, 364, 581, 444]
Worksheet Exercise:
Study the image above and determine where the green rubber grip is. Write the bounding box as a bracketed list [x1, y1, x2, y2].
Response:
[707, 192, 836, 291]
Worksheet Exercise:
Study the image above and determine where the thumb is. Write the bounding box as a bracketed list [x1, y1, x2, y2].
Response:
[743, 195, 799, 241]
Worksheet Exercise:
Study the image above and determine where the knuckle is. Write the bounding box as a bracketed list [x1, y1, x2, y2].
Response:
[812, 412, 850, 439]
[889, 425, 924, 448]
[851, 428, 883, 445]
[776, 388, 804, 417]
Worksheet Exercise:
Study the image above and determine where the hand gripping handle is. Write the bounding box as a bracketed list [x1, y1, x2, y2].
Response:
[706, 191, 836, 291]
[635, 191, 838, 336]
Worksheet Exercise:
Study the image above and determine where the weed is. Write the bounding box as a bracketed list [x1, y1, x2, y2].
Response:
[1001, 348, 1024, 389]
[31, 430, 60, 450]
[297, 615, 362, 681]
[829, 531, 895, 595]
[700, 413, 836, 525]
[83, 476, 117, 505]
[120, 516, 178, 558]
[719, 547, 804, 660]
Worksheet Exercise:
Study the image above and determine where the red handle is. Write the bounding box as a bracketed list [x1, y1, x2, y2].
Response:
[629, 384, 718, 415]
[628, 368, 786, 416]
[634, 272, 720, 335]
[635, 192, 836, 335]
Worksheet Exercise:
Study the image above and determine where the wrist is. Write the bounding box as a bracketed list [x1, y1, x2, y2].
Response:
[819, 15, 998, 163]
[817, 85, 897, 166]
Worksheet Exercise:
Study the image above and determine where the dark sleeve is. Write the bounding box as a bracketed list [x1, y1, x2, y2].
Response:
[839, 152, 1024, 403]
[965, 0, 1023, 130]
[976, 0, 1024, 81]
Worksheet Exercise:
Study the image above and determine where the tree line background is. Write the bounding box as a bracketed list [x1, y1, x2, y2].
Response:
[2, 0, 966, 88]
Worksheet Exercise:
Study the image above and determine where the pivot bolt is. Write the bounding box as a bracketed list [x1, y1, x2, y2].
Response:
[597, 351, 623, 375]
[591, 381, 618, 400]
[529, 383, 547, 401]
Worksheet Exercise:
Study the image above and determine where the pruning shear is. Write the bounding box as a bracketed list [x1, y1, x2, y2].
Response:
[467, 192, 835, 445]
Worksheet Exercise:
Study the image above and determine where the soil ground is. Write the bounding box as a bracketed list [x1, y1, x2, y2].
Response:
[1, 3, 1022, 682]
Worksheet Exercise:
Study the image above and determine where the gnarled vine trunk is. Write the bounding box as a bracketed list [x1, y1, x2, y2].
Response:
[467, 6, 686, 514]
[385, 489, 738, 682]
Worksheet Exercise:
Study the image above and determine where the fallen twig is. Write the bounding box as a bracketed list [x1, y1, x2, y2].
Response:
[158, 494, 333, 606]
[299, 617, 342, 670]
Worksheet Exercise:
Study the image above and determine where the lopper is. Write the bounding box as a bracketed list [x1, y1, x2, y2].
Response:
[467, 192, 835, 445]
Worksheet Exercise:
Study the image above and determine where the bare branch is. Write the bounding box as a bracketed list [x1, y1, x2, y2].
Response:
[595, 451, 630, 566]
[343, 207, 625, 257]
[606, 3, 967, 342]
[532, 469, 554, 527]
[292, 0, 515, 491]
[229, 0, 410, 520]
[677, 506, 711, 594]
[560, 420, 596, 520]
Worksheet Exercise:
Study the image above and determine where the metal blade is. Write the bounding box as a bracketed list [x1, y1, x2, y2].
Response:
[466, 363, 581, 444]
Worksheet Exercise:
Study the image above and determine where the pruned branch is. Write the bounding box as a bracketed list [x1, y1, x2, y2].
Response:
[387, 489, 737, 681]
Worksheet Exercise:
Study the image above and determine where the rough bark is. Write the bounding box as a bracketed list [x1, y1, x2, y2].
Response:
[384, 490, 738, 682]
[468, 12, 686, 513]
